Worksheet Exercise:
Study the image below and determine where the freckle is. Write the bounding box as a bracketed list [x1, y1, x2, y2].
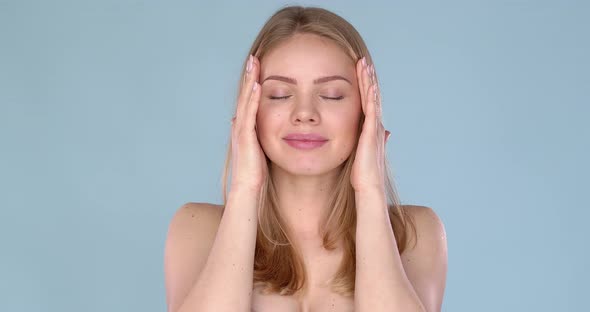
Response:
[191, 214, 194, 218]
[248, 218, 251, 221]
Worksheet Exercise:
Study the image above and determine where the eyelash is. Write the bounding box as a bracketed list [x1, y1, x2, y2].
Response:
[269, 96, 344, 101]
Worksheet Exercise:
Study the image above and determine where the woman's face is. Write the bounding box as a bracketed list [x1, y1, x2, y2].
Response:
[256, 33, 362, 176]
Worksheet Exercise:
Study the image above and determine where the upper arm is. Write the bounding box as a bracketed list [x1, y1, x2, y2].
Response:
[164, 202, 223, 312]
[401, 206, 448, 312]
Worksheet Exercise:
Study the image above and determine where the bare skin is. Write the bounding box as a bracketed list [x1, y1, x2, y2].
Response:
[249, 34, 362, 310]
[256, 34, 362, 247]
[221, 205, 354, 312]
[171, 202, 426, 312]
[164, 33, 447, 312]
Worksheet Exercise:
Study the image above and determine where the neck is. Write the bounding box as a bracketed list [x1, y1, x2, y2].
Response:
[270, 164, 340, 244]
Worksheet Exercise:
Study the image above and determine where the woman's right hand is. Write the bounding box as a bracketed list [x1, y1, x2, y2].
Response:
[230, 55, 267, 192]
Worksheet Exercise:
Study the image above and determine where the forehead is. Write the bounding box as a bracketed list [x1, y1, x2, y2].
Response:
[260, 34, 354, 80]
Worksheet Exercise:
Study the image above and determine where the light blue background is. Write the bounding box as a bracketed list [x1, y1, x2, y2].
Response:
[1, 0, 588, 311]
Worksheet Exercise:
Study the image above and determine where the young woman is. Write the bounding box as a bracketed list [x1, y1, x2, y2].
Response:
[164, 6, 447, 312]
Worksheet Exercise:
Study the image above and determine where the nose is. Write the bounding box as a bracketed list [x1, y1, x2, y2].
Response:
[291, 98, 320, 125]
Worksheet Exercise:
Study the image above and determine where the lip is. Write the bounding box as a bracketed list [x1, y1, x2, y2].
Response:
[283, 133, 329, 150]
[283, 133, 328, 141]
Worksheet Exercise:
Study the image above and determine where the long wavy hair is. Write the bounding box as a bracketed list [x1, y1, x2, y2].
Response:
[220, 5, 417, 298]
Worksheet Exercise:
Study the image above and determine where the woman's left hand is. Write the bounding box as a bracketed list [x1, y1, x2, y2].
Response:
[350, 57, 391, 194]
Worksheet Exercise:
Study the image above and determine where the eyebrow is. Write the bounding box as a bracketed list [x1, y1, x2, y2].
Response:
[261, 75, 352, 85]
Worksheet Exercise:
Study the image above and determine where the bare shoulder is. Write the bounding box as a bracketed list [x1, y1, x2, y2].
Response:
[400, 204, 447, 249]
[164, 202, 224, 312]
[401, 205, 445, 231]
[399, 205, 448, 312]
[165, 201, 225, 256]
[169, 202, 224, 231]
[165, 202, 224, 245]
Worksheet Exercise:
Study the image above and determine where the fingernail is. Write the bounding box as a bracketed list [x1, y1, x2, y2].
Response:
[362, 57, 367, 67]
[253, 81, 258, 91]
[246, 55, 253, 73]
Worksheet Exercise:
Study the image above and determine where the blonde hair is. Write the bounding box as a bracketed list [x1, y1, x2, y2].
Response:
[220, 5, 417, 298]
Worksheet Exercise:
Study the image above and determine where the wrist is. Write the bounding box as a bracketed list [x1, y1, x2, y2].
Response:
[230, 183, 262, 194]
[225, 185, 262, 215]
[354, 186, 386, 198]
[354, 188, 388, 211]
[229, 184, 263, 202]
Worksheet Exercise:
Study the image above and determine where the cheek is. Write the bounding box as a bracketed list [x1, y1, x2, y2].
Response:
[256, 108, 283, 136]
[339, 99, 363, 125]
[351, 97, 363, 124]
[255, 104, 271, 127]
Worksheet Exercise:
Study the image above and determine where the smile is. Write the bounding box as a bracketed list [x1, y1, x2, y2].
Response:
[283, 139, 328, 150]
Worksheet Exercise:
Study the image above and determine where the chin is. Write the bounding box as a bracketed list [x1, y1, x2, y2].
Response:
[284, 163, 333, 176]
[268, 152, 349, 177]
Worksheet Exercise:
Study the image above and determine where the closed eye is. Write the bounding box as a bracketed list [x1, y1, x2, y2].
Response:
[269, 95, 291, 100]
[269, 96, 344, 101]
[322, 96, 344, 100]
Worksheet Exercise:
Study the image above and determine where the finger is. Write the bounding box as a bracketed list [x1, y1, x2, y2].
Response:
[373, 80, 382, 121]
[242, 56, 260, 129]
[356, 57, 368, 114]
[236, 55, 258, 124]
[375, 83, 386, 142]
[368, 63, 384, 128]
[366, 63, 377, 114]
[362, 82, 378, 136]
[362, 59, 372, 114]
[368, 81, 387, 142]
[244, 81, 261, 130]
[365, 62, 386, 139]
[365, 81, 378, 129]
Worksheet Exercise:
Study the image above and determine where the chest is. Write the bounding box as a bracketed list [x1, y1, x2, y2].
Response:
[251, 285, 354, 312]
[251, 248, 354, 311]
